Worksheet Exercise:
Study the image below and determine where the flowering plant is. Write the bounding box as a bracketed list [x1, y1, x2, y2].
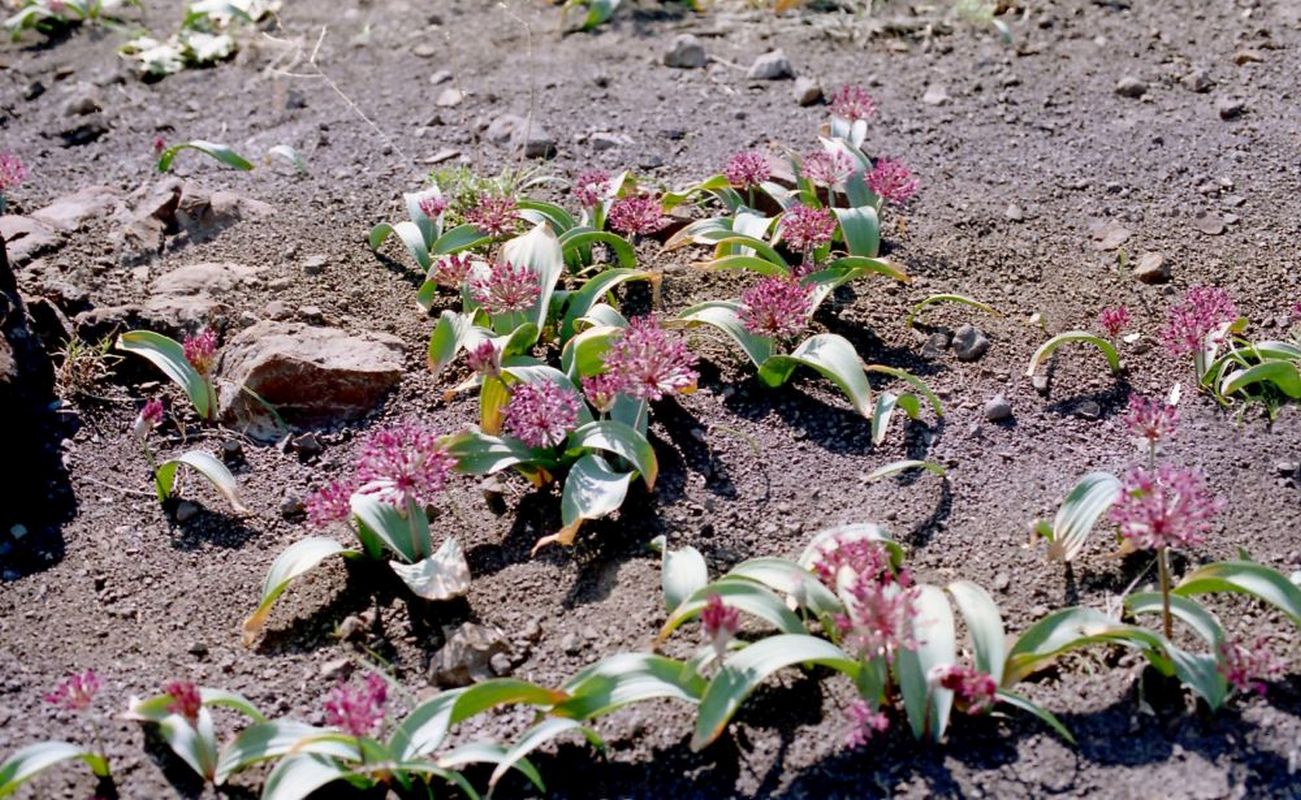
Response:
[0, 151, 27, 215]
[244, 422, 470, 642]
[4, 0, 129, 39]
[124, 682, 267, 783]
[0, 670, 112, 796]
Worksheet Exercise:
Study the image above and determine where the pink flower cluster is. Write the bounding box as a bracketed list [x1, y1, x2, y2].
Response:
[813, 538, 917, 663]
[355, 423, 456, 509]
[465, 194, 519, 237]
[306, 480, 353, 527]
[132, 398, 165, 442]
[1110, 465, 1224, 551]
[164, 680, 203, 723]
[504, 380, 581, 449]
[867, 158, 919, 206]
[45, 669, 100, 712]
[572, 170, 611, 208]
[701, 593, 740, 660]
[0, 152, 27, 194]
[418, 194, 448, 220]
[844, 699, 890, 748]
[780, 204, 836, 255]
[581, 372, 621, 413]
[830, 85, 877, 123]
[1124, 394, 1178, 447]
[466, 340, 499, 376]
[324, 674, 388, 738]
[801, 150, 854, 188]
[182, 329, 218, 375]
[608, 195, 666, 236]
[724, 151, 771, 189]
[1161, 286, 1237, 356]
[471, 261, 540, 315]
[1098, 306, 1131, 338]
[740, 276, 813, 340]
[599, 315, 698, 402]
[931, 664, 997, 714]
[431, 254, 473, 288]
[1218, 636, 1284, 695]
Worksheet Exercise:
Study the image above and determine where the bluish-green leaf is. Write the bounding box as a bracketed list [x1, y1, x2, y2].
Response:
[0, 742, 110, 798]
[1042, 472, 1121, 562]
[154, 450, 248, 514]
[1173, 560, 1301, 626]
[659, 579, 807, 642]
[557, 653, 705, 720]
[758, 334, 872, 417]
[556, 454, 635, 545]
[894, 584, 956, 741]
[157, 140, 254, 173]
[566, 420, 657, 489]
[947, 580, 1006, 683]
[659, 539, 709, 613]
[1026, 331, 1122, 377]
[116, 330, 213, 419]
[674, 301, 774, 368]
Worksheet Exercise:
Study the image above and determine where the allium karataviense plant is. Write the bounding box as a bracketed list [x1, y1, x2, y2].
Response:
[245, 422, 470, 643]
[0, 670, 112, 796]
[0, 151, 26, 214]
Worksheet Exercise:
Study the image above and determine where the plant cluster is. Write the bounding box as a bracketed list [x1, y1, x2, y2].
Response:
[120, 0, 278, 77]
[3, 0, 133, 40]
[0, 150, 27, 215]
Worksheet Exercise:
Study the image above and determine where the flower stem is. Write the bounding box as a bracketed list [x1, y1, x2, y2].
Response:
[1157, 546, 1173, 640]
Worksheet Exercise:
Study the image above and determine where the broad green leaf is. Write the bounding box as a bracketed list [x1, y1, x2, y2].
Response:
[906, 293, 1002, 329]
[560, 325, 618, 379]
[242, 537, 355, 643]
[553, 454, 635, 547]
[707, 235, 788, 268]
[566, 420, 657, 489]
[157, 139, 254, 173]
[575, 0, 619, 31]
[116, 330, 213, 419]
[831, 206, 881, 257]
[664, 216, 732, 250]
[351, 494, 428, 563]
[658, 580, 806, 641]
[561, 269, 651, 340]
[673, 301, 773, 367]
[1026, 331, 1122, 377]
[821, 255, 910, 284]
[432, 223, 493, 256]
[692, 634, 859, 750]
[0, 742, 110, 798]
[390, 536, 470, 600]
[427, 310, 470, 375]
[369, 222, 396, 252]
[1173, 560, 1301, 626]
[443, 428, 558, 475]
[757, 334, 872, 417]
[698, 254, 788, 277]
[558, 229, 637, 269]
[154, 450, 248, 514]
[556, 653, 705, 720]
[1162, 642, 1229, 710]
[659, 539, 709, 613]
[390, 679, 568, 761]
[1043, 472, 1121, 562]
[437, 742, 541, 793]
[1004, 607, 1163, 685]
[894, 585, 956, 741]
[405, 186, 445, 245]
[489, 718, 601, 790]
[1220, 360, 1301, 399]
[1124, 592, 1224, 647]
[501, 222, 566, 332]
[994, 690, 1075, 744]
[864, 460, 947, 482]
[947, 580, 1006, 683]
[518, 198, 577, 234]
[127, 688, 265, 724]
[870, 391, 920, 446]
[723, 557, 842, 617]
[261, 754, 351, 800]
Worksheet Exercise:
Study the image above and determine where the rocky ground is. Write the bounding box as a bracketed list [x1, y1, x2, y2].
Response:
[0, 0, 1299, 798]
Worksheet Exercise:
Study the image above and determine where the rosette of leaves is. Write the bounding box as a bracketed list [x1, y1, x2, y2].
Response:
[425, 224, 670, 549]
[4, 0, 131, 40]
[651, 524, 1074, 749]
[125, 686, 267, 784]
[1199, 333, 1301, 417]
[244, 489, 471, 644]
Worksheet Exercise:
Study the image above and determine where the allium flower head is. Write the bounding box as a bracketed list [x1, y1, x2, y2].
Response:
[601, 316, 698, 401]
[431, 254, 473, 288]
[572, 170, 611, 208]
[867, 158, 919, 206]
[466, 340, 500, 377]
[0, 152, 27, 194]
[813, 536, 916, 663]
[1162, 286, 1237, 356]
[801, 150, 855, 188]
[1218, 636, 1284, 696]
[930, 664, 997, 714]
[1110, 464, 1224, 551]
[471, 261, 540, 315]
[607, 195, 666, 236]
[182, 329, 218, 375]
[701, 593, 741, 660]
[306, 481, 354, 527]
[724, 151, 771, 189]
[1098, 306, 1131, 339]
[133, 398, 165, 443]
[355, 423, 455, 509]
[581, 372, 621, 413]
[164, 680, 203, 724]
[324, 674, 388, 738]
[1125, 394, 1178, 447]
[740, 276, 813, 340]
[465, 194, 519, 238]
[811, 536, 892, 590]
[418, 195, 448, 220]
[830, 85, 877, 123]
[780, 204, 836, 254]
[152, 136, 167, 156]
[45, 670, 100, 712]
[844, 699, 890, 748]
[503, 380, 580, 449]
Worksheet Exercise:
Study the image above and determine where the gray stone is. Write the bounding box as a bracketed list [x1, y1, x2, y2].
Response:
[435, 87, 463, 108]
[984, 395, 1013, 422]
[1184, 68, 1214, 93]
[1089, 220, 1131, 251]
[144, 262, 265, 331]
[1133, 252, 1170, 284]
[590, 132, 629, 151]
[489, 652, 513, 677]
[1005, 203, 1025, 221]
[922, 84, 950, 106]
[922, 330, 952, 357]
[220, 439, 244, 463]
[1114, 76, 1148, 98]
[1076, 400, 1102, 420]
[319, 657, 350, 679]
[263, 300, 291, 320]
[278, 493, 305, 520]
[0, 216, 59, 266]
[663, 34, 707, 69]
[792, 76, 823, 106]
[1031, 373, 1051, 394]
[1193, 212, 1226, 235]
[748, 50, 794, 80]
[30, 185, 123, 233]
[1217, 98, 1245, 120]
[429, 69, 453, 85]
[430, 622, 512, 687]
[485, 114, 554, 158]
[302, 254, 328, 275]
[411, 43, 436, 58]
[952, 324, 989, 362]
[217, 321, 405, 440]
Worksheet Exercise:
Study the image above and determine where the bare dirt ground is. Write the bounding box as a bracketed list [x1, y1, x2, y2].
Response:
[1, 0, 1298, 797]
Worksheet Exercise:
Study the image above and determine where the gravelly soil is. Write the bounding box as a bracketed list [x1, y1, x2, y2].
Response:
[1, 0, 1299, 798]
